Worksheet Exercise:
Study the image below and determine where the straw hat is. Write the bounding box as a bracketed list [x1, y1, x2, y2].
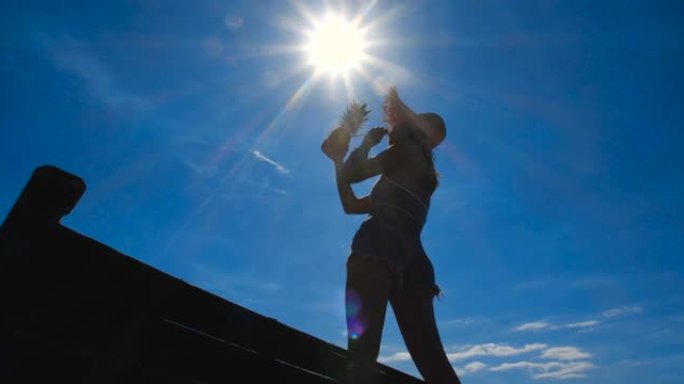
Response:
[384, 87, 446, 148]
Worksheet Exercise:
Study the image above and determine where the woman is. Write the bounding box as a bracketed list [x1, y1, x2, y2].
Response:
[322, 88, 461, 384]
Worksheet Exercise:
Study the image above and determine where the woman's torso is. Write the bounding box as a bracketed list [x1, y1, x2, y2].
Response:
[350, 143, 434, 271]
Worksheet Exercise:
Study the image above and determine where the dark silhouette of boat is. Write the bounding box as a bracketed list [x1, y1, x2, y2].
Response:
[0, 165, 423, 383]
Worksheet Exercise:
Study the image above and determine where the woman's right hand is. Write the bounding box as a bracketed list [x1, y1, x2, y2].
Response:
[362, 127, 387, 148]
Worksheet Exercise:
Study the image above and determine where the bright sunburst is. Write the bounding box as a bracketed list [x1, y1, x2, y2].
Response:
[305, 15, 367, 76]
[227, 0, 419, 144]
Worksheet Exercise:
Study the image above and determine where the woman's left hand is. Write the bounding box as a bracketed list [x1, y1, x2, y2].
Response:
[321, 127, 350, 162]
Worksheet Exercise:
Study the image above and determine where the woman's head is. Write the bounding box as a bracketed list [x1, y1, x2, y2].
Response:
[387, 114, 442, 192]
[388, 113, 446, 149]
[418, 112, 446, 148]
[383, 87, 446, 148]
[382, 87, 444, 191]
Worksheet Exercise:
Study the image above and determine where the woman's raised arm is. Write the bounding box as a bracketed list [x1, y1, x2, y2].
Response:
[321, 127, 371, 215]
[334, 159, 370, 214]
[340, 128, 408, 183]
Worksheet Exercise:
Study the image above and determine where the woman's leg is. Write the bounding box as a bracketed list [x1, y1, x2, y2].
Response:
[345, 255, 393, 384]
[390, 289, 461, 384]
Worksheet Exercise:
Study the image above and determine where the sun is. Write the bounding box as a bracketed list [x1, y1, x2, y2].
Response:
[305, 14, 367, 76]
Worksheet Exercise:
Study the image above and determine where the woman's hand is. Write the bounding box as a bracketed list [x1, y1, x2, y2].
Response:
[321, 127, 351, 162]
[362, 127, 387, 149]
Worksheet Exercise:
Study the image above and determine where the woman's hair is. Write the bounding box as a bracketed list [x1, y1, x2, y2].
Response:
[394, 123, 439, 192]
[421, 135, 440, 193]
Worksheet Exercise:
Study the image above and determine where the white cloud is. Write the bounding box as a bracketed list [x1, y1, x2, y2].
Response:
[602, 306, 642, 318]
[384, 342, 595, 380]
[446, 343, 548, 361]
[514, 319, 600, 332]
[378, 352, 411, 363]
[514, 321, 551, 331]
[381, 343, 547, 364]
[490, 360, 593, 380]
[533, 361, 593, 380]
[463, 361, 487, 373]
[253, 150, 289, 174]
[541, 347, 591, 361]
[490, 361, 552, 371]
[565, 320, 600, 328]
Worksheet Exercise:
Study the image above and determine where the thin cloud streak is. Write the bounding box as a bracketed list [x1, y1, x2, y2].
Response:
[514, 321, 551, 331]
[253, 150, 290, 174]
[490, 361, 594, 380]
[533, 362, 593, 380]
[379, 351, 411, 363]
[446, 343, 548, 362]
[541, 347, 592, 361]
[380, 342, 548, 363]
[565, 320, 600, 328]
[463, 361, 487, 373]
[377, 342, 595, 379]
[514, 319, 601, 332]
[602, 306, 643, 318]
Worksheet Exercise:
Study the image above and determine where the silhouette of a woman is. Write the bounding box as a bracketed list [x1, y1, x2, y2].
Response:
[322, 88, 461, 384]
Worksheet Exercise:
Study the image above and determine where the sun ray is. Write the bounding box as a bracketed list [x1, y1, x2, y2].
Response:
[158, 1, 444, 262]
[350, 0, 380, 25]
[363, 55, 408, 74]
[352, 1, 407, 36]
[360, 56, 412, 91]
[277, 2, 417, 104]
[253, 74, 317, 148]
[354, 65, 389, 95]
[288, 0, 324, 29]
[158, 74, 317, 258]
[435, 141, 480, 176]
[342, 72, 356, 102]
[226, 43, 305, 62]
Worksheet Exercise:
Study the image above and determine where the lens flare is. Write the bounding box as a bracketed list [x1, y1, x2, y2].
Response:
[346, 289, 365, 339]
[348, 318, 365, 340]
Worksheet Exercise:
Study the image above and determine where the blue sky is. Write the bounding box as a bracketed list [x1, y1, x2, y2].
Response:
[2, 0, 683, 382]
